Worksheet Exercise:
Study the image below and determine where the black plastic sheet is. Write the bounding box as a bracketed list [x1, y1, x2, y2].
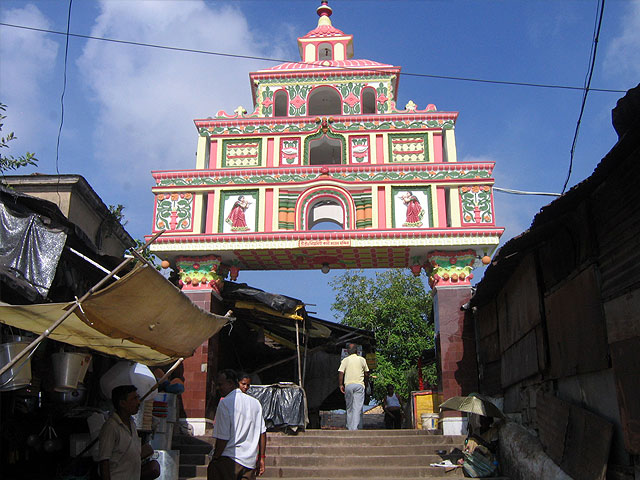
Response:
[247, 384, 306, 430]
[223, 282, 302, 314]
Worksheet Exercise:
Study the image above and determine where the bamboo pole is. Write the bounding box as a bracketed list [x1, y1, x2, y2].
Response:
[140, 357, 184, 402]
[0, 231, 164, 378]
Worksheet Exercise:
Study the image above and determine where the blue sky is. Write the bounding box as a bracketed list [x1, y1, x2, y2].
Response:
[1, 0, 639, 321]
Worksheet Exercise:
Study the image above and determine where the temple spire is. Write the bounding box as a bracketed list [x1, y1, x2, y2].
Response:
[298, 0, 353, 63]
[316, 0, 333, 27]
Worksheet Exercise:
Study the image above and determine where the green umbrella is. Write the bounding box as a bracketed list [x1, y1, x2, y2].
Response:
[439, 393, 505, 418]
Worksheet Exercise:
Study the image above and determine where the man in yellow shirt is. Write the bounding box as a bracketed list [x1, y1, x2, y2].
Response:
[338, 343, 370, 430]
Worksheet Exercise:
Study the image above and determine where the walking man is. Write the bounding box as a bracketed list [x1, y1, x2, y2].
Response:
[208, 369, 267, 479]
[338, 343, 370, 430]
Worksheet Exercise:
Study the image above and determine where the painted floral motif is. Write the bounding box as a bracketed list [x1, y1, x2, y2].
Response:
[425, 250, 477, 287]
[260, 86, 274, 117]
[175, 255, 228, 293]
[155, 192, 193, 231]
[376, 82, 390, 113]
[349, 137, 369, 163]
[280, 138, 300, 165]
[460, 185, 493, 224]
[286, 84, 313, 116]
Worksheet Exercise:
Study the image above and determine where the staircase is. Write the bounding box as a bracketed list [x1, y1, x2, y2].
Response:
[175, 429, 509, 479]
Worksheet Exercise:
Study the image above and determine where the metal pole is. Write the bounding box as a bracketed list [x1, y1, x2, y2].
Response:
[0, 231, 164, 378]
[295, 320, 303, 387]
[301, 318, 310, 387]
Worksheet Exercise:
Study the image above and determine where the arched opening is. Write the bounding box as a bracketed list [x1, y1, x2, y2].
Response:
[308, 198, 344, 230]
[361, 87, 376, 114]
[318, 42, 333, 61]
[308, 86, 341, 116]
[309, 135, 342, 165]
[274, 90, 288, 117]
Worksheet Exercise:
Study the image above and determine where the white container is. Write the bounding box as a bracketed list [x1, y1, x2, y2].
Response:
[52, 352, 92, 391]
[421, 412, 439, 430]
[440, 416, 468, 435]
[100, 361, 157, 400]
[155, 449, 179, 480]
[0, 341, 32, 391]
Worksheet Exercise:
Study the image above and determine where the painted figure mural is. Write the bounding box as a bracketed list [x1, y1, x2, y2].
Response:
[225, 195, 251, 231]
[400, 191, 424, 227]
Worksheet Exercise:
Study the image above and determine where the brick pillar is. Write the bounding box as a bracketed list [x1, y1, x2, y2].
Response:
[182, 289, 215, 435]
[433, 284, 478, 434]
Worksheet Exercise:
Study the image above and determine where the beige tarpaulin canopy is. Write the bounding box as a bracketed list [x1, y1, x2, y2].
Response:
[0, 264, 230, 365]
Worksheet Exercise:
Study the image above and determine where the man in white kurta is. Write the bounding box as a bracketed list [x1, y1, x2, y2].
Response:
[208, 370, 267, 479]
[338, 343, 370, 430]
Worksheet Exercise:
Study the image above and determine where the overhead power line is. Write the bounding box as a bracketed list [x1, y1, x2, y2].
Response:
[561, 0, 606, 194]
[493, 187, 561, 197]
[0, 21, 626, 94]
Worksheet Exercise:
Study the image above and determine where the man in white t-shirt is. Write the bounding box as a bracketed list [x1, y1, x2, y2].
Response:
[208, 369, 267, 480]
[338, 343, 370, 430]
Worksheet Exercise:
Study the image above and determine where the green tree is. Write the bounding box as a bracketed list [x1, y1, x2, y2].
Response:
[330, 269, 436, 402]
[0, 103, 38, 172]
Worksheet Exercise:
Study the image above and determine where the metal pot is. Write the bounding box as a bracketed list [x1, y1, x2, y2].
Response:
[49, 383, 87, 405]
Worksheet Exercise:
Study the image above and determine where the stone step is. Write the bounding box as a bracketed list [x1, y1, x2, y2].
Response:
[267, 434, 464, 447]
[267, 444, 460, 456]
[267, 454, 451, 467]
[260, 465, 467, 478]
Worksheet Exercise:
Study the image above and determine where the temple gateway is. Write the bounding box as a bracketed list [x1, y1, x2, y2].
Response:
[149, 1, 503, 434]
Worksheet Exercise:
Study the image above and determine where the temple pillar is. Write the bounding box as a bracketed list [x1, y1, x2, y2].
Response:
[177, 255, 227, 435]
[181, 290, 215, 435]
[427, 250, 479, 435]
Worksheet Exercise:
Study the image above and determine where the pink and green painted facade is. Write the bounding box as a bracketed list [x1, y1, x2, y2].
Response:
[150, 1, 503, 288]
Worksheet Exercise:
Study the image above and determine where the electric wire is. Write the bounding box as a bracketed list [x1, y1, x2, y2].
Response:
[562, 0, 606, 194]
[493, 187, 561, 197]
[0, 21, 626, 94]
[54, 1, 72, 177]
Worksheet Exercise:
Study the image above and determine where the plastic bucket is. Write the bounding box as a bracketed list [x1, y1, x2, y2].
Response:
[0, 341, 33, 391]
[421, 412, 439, 430]
[52, 352, 92, 391]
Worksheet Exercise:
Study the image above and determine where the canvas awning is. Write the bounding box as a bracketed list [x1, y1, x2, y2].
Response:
[0, 264, 231, 365]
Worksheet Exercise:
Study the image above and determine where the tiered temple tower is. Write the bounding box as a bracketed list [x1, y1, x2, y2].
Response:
[149, 1, 503, 434]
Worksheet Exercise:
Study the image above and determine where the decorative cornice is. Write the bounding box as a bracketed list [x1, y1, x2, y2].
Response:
[152, 163, 495, 188]
[149, 228, 504, 245]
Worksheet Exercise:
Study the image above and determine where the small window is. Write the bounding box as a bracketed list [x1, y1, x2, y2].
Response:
[309, 135, 342, 165]
[308, 86, 341, 116]
[318, 42, 333, 61]
[309, 199, 344, 230]
[274, 90, 287, 117]
[362, 88, 376, 114]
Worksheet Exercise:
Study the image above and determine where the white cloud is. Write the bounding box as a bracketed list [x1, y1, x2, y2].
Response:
[74, 0, 291, 235]
[0, 4, 59, 157]
[603, 2, 640, 85]
[77, 1, 286, 176]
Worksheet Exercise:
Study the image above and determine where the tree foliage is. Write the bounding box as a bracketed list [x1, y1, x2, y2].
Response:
[0, 103, 38, 173]
[330, 269, 436, 402]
